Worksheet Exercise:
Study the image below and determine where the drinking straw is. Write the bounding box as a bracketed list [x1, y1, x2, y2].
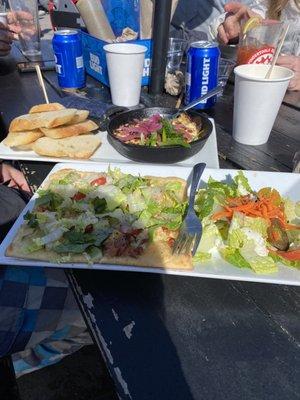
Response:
[265, 24, 290, 79]
[35, 64, 49, 104]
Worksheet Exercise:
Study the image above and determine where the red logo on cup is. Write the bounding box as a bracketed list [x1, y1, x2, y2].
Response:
[248, 47, 275, 64]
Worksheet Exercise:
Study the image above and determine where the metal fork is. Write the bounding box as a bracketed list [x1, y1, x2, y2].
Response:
[173, 163, 206, 256]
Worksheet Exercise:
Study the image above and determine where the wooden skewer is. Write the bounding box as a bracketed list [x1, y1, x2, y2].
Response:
[265, 24, 290, 79]
[35, 64, 49, 104]
[175, 90, 184, 109]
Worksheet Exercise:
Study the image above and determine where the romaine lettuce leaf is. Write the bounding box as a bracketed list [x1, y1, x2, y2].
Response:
[220, 247, 250, 269]
[229, 212, 268, 238]
[24, 211, 38, 228]
[193, 252, 212, 263]
[234, 171, 252, 196]
[194, 189, 214, 219]
[35, 190, 64, 211]
[127, 190, 146, 214]
[240, 241, 277, 274]
[283, 198, 300, 224]
[92, 198, 107, 214]
[207, 176, 237, 198]
[198, 224, 222, 253]
[88, 185, 126, 211]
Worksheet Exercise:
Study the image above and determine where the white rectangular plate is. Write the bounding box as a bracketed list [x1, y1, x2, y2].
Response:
[0, 119, 219, 168]
[0, 162, 299, 286]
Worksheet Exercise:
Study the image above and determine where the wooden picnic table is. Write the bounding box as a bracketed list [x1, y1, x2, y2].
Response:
[0, 44, 299, 400]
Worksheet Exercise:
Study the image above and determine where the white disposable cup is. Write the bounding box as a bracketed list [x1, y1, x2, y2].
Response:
[104, 43, 147, 107]
[233, 64, 294, 145]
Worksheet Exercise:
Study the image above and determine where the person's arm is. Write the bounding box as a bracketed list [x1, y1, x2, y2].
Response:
[276, 55, 300, 91]
[0, 162, 30, 192]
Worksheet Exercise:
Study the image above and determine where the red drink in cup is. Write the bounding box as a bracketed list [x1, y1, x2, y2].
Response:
[237, 44, 275, 65]
[237, 19, 284, 66]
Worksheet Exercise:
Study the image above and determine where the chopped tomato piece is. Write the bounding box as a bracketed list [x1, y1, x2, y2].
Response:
[277, 249, 300, 261]
[91, 177, 106, 186]
[72, 192, 86, 201]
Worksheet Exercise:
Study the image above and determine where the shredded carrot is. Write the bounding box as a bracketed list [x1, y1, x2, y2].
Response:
[211, 193, 299, 234]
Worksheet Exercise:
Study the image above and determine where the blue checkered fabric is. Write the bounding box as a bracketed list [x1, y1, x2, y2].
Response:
[0, 266, 92, 377]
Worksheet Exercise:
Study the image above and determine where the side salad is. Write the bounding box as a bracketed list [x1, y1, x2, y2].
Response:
[194, 171, 300, 274]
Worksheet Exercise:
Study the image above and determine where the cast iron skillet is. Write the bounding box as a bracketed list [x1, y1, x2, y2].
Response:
[104, 107, 213, 164]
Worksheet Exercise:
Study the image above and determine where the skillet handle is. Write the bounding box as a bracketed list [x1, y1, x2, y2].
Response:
[98, 106, 129, 131]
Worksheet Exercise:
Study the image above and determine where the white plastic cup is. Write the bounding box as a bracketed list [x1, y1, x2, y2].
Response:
[233, 64, 294, 145]
[8, 0, 41, 57]
[104, 43, 147, 107]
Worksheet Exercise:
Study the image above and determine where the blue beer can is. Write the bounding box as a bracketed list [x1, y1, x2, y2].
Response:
[52, 30, 85, 89]
[185, 41, 220, 109]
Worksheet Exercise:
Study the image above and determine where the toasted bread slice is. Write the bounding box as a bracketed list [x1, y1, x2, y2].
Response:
[3, 130, 44, 147]
[29, 103, 65, 114]
[40, 120, 98, 139]
[69, 110, 89, 125]
[9, 109, 77, 132]
[32, 135, 101, 159]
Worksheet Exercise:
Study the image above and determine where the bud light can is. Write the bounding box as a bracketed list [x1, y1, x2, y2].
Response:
[185, 41, 220, 109]
[52, 30, 85, 89]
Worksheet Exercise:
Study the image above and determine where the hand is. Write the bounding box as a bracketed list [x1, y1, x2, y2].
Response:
[276, 55, 300, 91]
[7, 10, 35, 41]
[0, 22, 13, 56]
[217, 2, 258, 45]
[0, 163, 31, 192]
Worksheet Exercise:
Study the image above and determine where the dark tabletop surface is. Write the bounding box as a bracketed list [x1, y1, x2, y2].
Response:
[0, 44, 299, 400]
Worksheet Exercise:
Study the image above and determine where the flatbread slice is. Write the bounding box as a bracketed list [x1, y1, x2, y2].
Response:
[2, 130, 44, 147]
[32, 135, 101, 159]
[40, 119, 98, 139]
[9, 109, 77, 132]
[29, 103, 66, 113]
[5, 169, 192, 270]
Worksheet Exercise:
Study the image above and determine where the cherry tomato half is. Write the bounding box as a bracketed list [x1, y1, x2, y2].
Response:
[72, 192, 86, 201]
[91, 177, 106, 186]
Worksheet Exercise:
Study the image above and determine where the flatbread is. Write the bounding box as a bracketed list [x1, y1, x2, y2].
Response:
[6, 169, 192, 270]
